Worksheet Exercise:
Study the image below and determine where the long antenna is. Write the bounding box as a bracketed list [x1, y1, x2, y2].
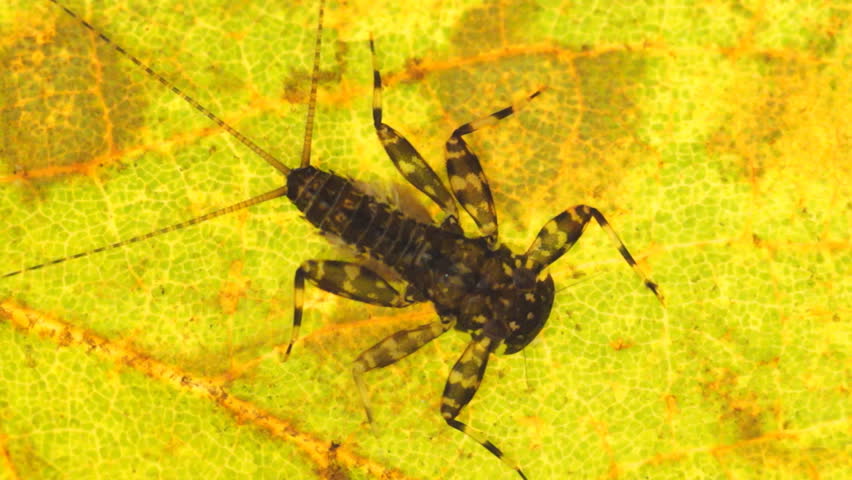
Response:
[2, 187, 287, 279]
[300, 0, 325, 167]
[4, 2, 329, 278]
[46, 0, 291, 176]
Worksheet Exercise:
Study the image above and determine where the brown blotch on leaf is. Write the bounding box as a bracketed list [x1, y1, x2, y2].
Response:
[1, 12, 148, 189]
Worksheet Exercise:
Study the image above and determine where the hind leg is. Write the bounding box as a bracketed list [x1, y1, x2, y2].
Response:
[370, 38, 459, 224]
[283, 260, 416, 360]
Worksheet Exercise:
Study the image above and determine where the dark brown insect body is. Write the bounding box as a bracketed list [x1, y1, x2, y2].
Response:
[287, 166, 555, 355]
[279, 39, 664, 477]
[6, 2, 666, 479]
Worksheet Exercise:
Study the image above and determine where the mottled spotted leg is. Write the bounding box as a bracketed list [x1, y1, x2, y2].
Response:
[525, 205, 665, 305]
[352, 317, 455, 422]
[446, 90, 543, 243]
[283, 260, 414, 360]
[370, 38, 459, 221]
[442, 336, 528, 479]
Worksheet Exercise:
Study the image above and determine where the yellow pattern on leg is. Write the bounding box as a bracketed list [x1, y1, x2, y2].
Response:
[441, 336, 528, 479]
[353, 319, 453, 423]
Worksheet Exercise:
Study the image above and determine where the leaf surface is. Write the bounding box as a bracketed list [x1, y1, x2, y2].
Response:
[0, 1, 848, 479]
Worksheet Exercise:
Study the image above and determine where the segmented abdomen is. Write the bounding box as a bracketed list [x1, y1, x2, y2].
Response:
[287, 166, 426, 269]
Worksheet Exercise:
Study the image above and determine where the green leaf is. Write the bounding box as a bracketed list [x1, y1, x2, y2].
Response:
[0, 1, 848, 479]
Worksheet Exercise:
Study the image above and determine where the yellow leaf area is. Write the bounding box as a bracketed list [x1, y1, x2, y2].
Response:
[0, 0, 848, 479]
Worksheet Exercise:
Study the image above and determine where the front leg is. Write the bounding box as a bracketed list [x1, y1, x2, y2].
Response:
[283, 260, 415, 360]
[525, 205, 665, 304]
[441, 336, 528, 479]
